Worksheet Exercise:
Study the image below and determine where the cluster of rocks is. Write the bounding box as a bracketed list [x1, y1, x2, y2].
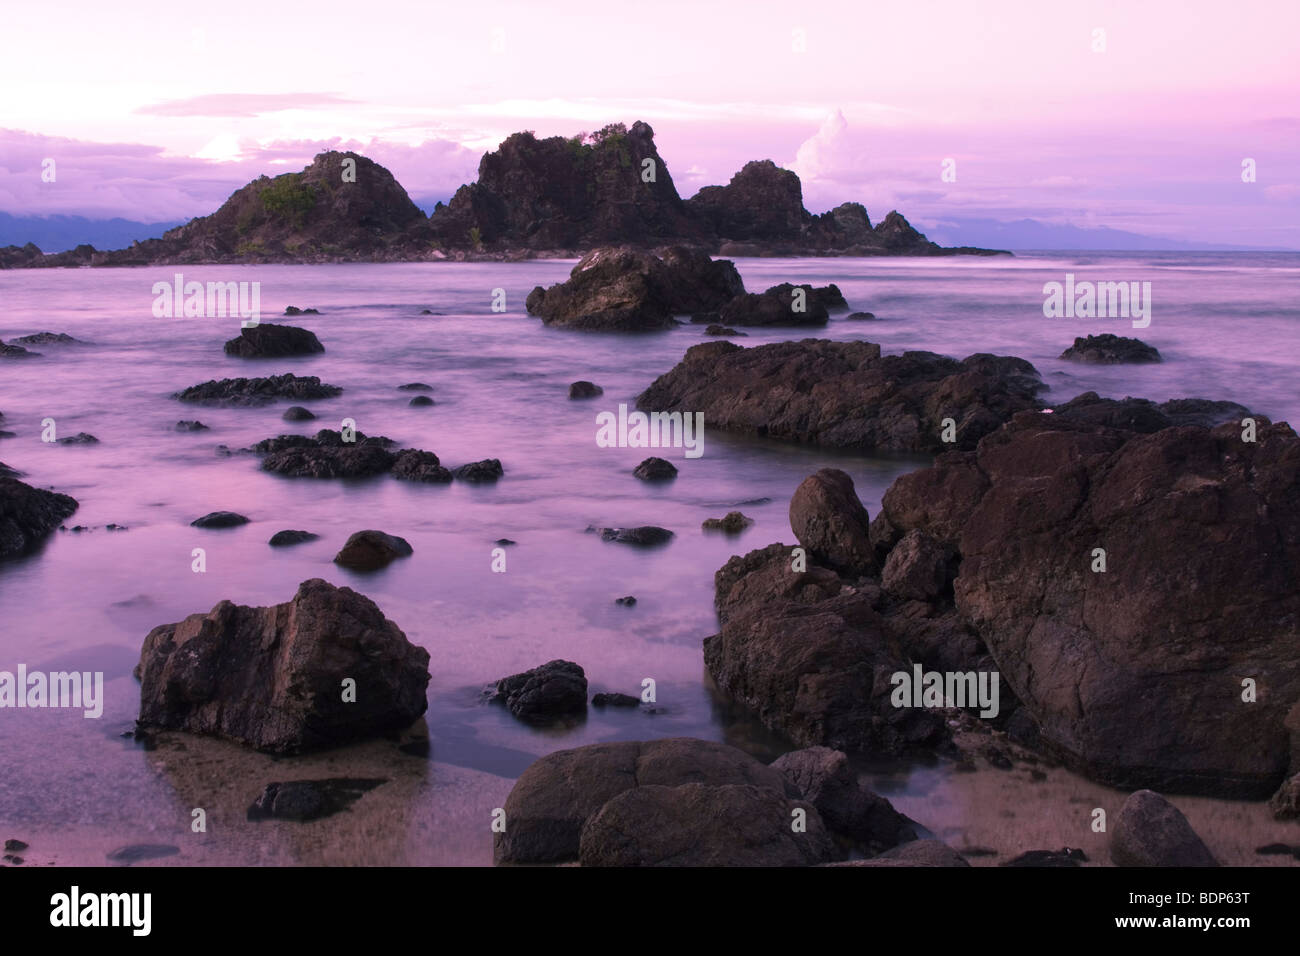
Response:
[228, 428, 499, 484]
[174, 373, 342, 407]
[525, 245, 853, 332]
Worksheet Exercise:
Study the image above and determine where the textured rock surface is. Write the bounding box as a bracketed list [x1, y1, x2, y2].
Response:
[0, 476, 78, 559]
[1110, 790, 1218, 866]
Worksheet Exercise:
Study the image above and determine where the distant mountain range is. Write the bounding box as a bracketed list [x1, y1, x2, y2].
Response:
[921, 217, 1290, 252]
[0, 212, 183, 254]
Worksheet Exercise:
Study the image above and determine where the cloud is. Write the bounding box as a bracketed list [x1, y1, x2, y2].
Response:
[135, 93, 360, 117]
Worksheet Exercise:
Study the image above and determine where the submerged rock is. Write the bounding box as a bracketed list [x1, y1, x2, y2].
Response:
[453, 458, 503, 482]
[701, 511, 753, 533]
[408, 395, 435, 407]
[283, 306, 320, 316]
[398, 382, 433, 391]
[391, 449, 452, 483]
[247, 778, 386, 822]
[592, 692, 640, 707]
[590, 525, 674, 546]
[1060, 334, 1160, 364]
[11, 332, 80, 345]
[282, 405, 316, 421]
[190, 511, 249, 528]
[0, 476, 78, 559]
[632, 456, 677, 481]
[333, 530, 413, 571]
[174, 373, 342, 407]
[223, 324, 324, 358]
[135, 578, 430, 753]
[568, 380, 603, 399]
[174, 420, 210, 432]
[638, 340, 1045, 453]
[488, 660, 588, 724]
[0, 340, 38, 358]
[55, 432, 98, 445]
[718, 284, 830, 327]
[268, 529, 318, 547]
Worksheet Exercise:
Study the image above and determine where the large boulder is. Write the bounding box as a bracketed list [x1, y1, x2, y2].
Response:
[770, 746, 914, 852]
[880, 411, 1300, 796]
[1110, 790, 1218, 866]
[525, 245, 743, 331]
[0, 477, 78, 559]
[135, 578, 430, 753]
[789, 468, 876, 576]
[579, 783, 833, 866]
[706, 543, 945, 754]
[638, 340, 1045, 453]
[223, 324, 324, 358]
[494, 737, 797, 864]
[333, 530, 413, 571]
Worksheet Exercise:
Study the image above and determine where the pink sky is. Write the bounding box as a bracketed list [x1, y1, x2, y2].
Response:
[2, 0, 1298, 245]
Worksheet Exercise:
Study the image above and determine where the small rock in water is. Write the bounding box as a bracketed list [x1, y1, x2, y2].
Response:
[246, 778, 387, 822]
[282, 405, 317, 421]
[334, 529, 413, 571]
[1060, 334, 1161, 364]
[495, 538, 517, 546]
[454, 458, 504, 482]
[269, 529, 318, 547]
[175, 420, 209, 431]
[191, 511, 250, 529]
[106, 844, 180, 865]
[56, 432, 98, 444]
[0, 340, 39, 358]
[391, 449, 452, 483]
[283, 306, 320, 315]
[633, 457, 678, 481]
[704, 324, 746, 337]
[408, 395, 435, 407]
[3, 839, 28, 853]
[397, 383, 433, 391]
[846, 311, 877, 320]
[592, 692, 640, 707]
[224, 324, 324, 358]
[614, 595, 637, 606]
[589, 525, 674, 546]
[11, 331, 79, 345]
[569, 380, 603, 399]
[488, 660, 588, 724]
[702, 511, 753, 534]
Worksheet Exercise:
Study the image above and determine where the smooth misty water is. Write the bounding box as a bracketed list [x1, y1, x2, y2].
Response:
[2, 251, 1298, 865]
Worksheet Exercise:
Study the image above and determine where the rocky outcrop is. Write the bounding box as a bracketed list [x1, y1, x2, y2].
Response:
[718, 284, 830, 327]
[11, 332, 79, 345]
[174, 373, 341, 407]
[453, 458, 503, 482]
[1060, 334, 1160, 364]
[1050, 391, 1249, 431]
[0, 476, 78, 559]
[638, 340, 1045, 453]
[569, 381, 603, 399]
[223, 324, 324, 358]
[525, 245, 744, 331]
[135, 578, 430, 752]
[686, 160, 808, 243]
[390, 449, 452, 483]
[878, 410, 1300, 796]
[257, 430, 397, 478]
[488, 660, 588, 724]
[702, 511, 753, 533]
[1110, 790, 1218, 866]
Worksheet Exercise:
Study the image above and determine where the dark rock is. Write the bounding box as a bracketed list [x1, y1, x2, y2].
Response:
[881, 529, 949, 600]
[847, 311, 877, 320]
[175, 420, 209, 431]
[333, 530, 413, 571]
[1060, 334, 1161, 364]
[568, 380, 603, 399]
[880, 412, 1300, 795]
[633, 456, 677, 481]
[12, 332, 79, 345]
[0, 340, 38, 358]
[704, 324, 746, 336]
[495, 538, 516, 546]
[718, 284, 830, 327]
[1051, 391, 1250, 432]
[1270, 774, 1300, 820]
[526, 245, 744, 331]
[258, 429, 397, 478]
[391, 449, 452, 483]
[614, 596, 637, 606]
[408, 395, 435, 407]
[136, 578, 430, 753]
[770, 746, 915, 852]
[494, 737, 795, 863]
[690, 312, 720, 324]
[190, 511, 249, 528]
[269, 530, 318, 547]
[224, 324, 324, 358]
[283, 306, 320, 316]
[282, 405, 316, 421]
[638, 340, 1045, 453]
[56, 432, 98, 445]
[590, 525, 674, 546]
[1001, 848, 1087, 867]
[686, 160, 808, 242]
[106, 844, 180, 864]
[453, 458, 503, 482]
[489, 660, 587, 723]
[1110, 790, 1218, 866]
[789, 468, 876, 575]
[174, 373, 342, 407]
[702, 511, 753, 533]
[825, 840, 970, 867]
[397, 382, 433, 391]
[579, 783, 833, 866]
[592, 692, 640, 707]
[246, 778, 386, 822]
[0, 462, 20, 478]
[3, 840, 28, 853]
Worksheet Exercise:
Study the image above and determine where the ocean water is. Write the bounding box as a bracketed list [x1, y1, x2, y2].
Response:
[2, 251, 1298, 865]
